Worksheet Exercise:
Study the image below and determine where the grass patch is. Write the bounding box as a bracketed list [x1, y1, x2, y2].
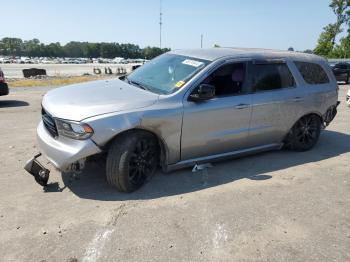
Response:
[8, 75, 111, 87]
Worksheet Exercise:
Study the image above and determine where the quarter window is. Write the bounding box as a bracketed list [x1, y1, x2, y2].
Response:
[294, 61, 329, 84]
[251, 63, 295, 92]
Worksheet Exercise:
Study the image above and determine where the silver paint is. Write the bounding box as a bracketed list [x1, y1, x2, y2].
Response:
[36, 48, 339, 171]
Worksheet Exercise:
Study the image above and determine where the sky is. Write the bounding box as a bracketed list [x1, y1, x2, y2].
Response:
[1, 0, 336, 51]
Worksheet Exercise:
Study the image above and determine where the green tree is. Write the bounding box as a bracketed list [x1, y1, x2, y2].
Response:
[314, 24, 339, 56]
[314, 0, 350, 57]
[0, 37, 170, 59]
[330, 36, 350, 57]
[64, 41, 84, 57]
[22, 39, 41, 57]
[142, 47, 170, 59]
[303, 49, 313, 54]
[1, 37, 23, 55]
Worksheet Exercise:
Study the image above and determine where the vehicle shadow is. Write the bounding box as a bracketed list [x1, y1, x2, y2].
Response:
[61, 130, 350, 201]
[0, 100, 29, 108]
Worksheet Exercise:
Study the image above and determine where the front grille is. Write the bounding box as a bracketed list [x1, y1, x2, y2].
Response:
[42, 107, 58, 137]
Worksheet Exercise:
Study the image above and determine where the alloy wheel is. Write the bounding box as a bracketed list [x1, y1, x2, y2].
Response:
[128, 139, 157, 185]
[295, 116, 319, 147]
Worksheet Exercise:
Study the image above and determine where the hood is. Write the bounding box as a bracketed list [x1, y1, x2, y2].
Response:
[42, 78, 159, 121]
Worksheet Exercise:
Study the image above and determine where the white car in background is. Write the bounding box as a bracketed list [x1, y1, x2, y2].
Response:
[347, 89, 350, 106]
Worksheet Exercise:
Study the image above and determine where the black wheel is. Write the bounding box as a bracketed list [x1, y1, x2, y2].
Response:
[346, 75, 350, 84]
[106, 131, 159, 192]
[285, 115, 321, 151]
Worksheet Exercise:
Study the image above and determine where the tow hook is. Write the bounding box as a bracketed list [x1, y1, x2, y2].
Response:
[24, 153, 50, 186]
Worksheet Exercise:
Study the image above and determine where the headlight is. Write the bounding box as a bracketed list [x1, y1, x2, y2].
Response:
[55, 119, 94, 140]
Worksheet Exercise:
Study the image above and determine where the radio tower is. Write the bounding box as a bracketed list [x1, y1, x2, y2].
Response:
[159, 0, 163, 49]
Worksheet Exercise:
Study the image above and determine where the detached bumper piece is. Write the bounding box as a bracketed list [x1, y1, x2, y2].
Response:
[24, 153, 50, 186]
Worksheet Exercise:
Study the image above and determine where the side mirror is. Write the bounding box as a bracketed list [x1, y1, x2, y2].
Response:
[189, 84, 215, 102]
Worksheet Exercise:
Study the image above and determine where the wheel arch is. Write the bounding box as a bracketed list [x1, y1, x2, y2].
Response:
[292, 111, 323, 129]
[104, 127, 169, 169]
[283, 112, 323, 143]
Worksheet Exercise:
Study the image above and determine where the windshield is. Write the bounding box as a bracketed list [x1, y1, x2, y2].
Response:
[127, 54, 210, 94]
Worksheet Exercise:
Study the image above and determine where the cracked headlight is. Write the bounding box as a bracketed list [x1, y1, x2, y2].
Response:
[56, 119, 94, 140]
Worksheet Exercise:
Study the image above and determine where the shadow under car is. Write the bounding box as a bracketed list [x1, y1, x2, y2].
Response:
[54, 130, 350, 201]
[0, 100, 29, 108]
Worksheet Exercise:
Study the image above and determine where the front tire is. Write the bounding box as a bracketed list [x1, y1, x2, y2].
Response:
[286, 115, 321, 151]
[106, 131, 159, 192]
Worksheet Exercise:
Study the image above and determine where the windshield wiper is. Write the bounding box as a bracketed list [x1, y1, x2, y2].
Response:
[126, 77, 148, 91]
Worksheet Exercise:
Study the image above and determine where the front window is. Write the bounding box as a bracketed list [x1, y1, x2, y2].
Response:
[200, 62, 247, 96]
[126, 54, 210, 94]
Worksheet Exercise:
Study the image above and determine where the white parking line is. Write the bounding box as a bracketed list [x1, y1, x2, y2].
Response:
[82, 229, 114, 262]
[213, 223, 228, 249]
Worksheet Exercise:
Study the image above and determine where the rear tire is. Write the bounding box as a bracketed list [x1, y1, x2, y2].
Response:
[286, 115, 321, 151]
[106, 131, 159, 192]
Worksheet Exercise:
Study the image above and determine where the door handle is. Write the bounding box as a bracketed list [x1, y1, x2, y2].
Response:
[235, 103, 249, 109]
[292, 97, 303, 102]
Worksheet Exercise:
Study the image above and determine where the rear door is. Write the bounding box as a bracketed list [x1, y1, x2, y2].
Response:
[246, 60, 301, 147]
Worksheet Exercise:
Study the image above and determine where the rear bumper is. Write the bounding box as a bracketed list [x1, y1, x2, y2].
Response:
[0, 83, 9, 96]
[323, 101, 340, 126]
[37, 121, 102, 171]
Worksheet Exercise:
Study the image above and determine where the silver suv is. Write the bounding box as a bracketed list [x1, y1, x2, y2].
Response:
[25, 48, 339, 192]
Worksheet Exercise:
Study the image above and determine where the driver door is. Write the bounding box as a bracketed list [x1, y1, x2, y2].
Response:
[181, 62, 253, 160]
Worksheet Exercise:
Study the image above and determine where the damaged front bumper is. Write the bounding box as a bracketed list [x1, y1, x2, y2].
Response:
[24, 121, 102, 186]
[36, 121, 102, 171]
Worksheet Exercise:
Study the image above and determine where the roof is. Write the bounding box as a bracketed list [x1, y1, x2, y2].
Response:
[169, 48, 325, 62]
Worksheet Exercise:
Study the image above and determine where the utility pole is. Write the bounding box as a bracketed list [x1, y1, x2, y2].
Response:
[159, 0, 163, 49]
[201, 34, 203, 48]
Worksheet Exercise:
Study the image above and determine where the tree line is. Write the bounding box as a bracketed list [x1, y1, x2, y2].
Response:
[0, 37, 170, 59]
[314, 0, 350, 58]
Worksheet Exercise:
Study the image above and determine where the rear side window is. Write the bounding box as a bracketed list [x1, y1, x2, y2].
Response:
[294, 61, 329, 84]
[251, 63, 295, 92]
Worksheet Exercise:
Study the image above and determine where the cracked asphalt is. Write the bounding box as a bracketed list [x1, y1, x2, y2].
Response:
[0, 85, 350, 262]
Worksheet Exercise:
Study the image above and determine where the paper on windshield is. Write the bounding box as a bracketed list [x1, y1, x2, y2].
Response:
[175, 80, 185, 88]
[182, 59, 204, 68]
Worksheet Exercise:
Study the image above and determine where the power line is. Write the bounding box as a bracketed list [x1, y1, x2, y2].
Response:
[159, 0, 163, 49]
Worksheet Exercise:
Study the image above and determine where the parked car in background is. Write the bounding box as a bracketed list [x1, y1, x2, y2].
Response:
[330, 62, 350, 83]
[0, 68, 9, 96]
[347, 88, 350, 106]
[25, 48, 339, 192]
